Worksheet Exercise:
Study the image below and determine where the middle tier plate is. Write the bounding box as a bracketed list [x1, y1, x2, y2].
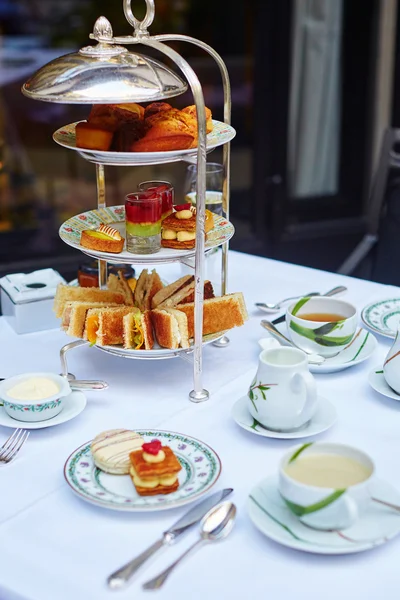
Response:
[59, 205, 234, 264]
[95, 331, 227, 360]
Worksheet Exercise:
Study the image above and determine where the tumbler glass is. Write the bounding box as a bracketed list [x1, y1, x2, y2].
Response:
[125, 190, 162, 254]
[138, 180, 174, 220]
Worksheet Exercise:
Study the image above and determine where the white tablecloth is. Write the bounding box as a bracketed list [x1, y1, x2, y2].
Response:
[0, 250, 399, 600]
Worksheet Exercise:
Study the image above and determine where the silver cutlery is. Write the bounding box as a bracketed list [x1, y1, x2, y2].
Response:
[0, 428, 29, 464]
[260, 320, 325, 365]
[107, 487, 233, 589]
[371, 497, 400, 513]
[256, 291, 319, 313]
[68, 379, 108, 391]
[271, 285, 348, 325]
[142, 501, 237, 590]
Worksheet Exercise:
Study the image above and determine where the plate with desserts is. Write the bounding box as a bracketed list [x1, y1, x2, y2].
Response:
[54, 269, 248, 358]
[64, 428, 222, 511]
[59, 205, 234, 264]
[53, 101, 236, 166]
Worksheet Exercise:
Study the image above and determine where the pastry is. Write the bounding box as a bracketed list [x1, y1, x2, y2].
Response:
[129, 439, 182, 496]
[91, 429, 144, 475]
[161, 205, 215, 249]
[75, 121, 114, 151]
[80, 223, 124, 254]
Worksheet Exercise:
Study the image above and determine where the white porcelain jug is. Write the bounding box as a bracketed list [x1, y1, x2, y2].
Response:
[248, 347, 318, 432]
[383, 326, 400, 394]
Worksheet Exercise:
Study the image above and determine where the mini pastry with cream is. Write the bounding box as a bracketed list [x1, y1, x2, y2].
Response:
[161, 205, 214, 249]
[80, 223, 124, 254]
[129, 439, 182, 496]
[91, 429, 144, 475]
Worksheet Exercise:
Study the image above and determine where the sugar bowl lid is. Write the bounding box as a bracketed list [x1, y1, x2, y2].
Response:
[21, 16, 188, 104]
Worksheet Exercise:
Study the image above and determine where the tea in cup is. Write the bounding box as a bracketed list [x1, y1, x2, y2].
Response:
[278, 442, 374, 530]
[286, 296, 358, 357]
[247, 347, 318, 432]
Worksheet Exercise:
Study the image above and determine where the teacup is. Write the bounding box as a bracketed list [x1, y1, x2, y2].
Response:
[286, 296, 358, 357]
[247, 347, 318, 432]
[278, 442, 375, 530]
[383, 326, 400, 394]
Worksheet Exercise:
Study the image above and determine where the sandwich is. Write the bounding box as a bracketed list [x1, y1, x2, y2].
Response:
[151, 275, 214, 309]
[53, 284, 125, 318]
[133, 268, 164, 311]
[176, 292, 248, 338]
[161, 206, 214, 249]
[107, 270, 134, 305]
[84, 306, 140, 346]
[150, 308, 189, 349]
[123, 311, 154, 350]
[61, 301, 121, 338]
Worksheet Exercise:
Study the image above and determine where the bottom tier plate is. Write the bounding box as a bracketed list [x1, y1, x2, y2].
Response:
[95, 331, 227, 360]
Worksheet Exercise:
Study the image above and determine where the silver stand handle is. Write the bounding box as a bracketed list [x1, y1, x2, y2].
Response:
[107, 537, 166, 589]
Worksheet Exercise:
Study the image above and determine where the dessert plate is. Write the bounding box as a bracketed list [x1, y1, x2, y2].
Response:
[0, 391, 86, 429]
[361, 298, 400, 338]
[368, 366, 400, 401]
[248, 475, 400, 555]
[96, 331, 227, 360]
[64, 429, 221, 512]
[59, 205, 234, 265]
[231, 395, 336, 439]
[272, 325, 377, 374]
[53, 120, 236, 166]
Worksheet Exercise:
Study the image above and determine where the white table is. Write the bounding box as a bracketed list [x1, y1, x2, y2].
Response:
[0, 250, 399, 600]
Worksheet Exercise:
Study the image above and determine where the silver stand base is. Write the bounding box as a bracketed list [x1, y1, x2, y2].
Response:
[212, 335, 230, 348]
[189, 389, 210, 403]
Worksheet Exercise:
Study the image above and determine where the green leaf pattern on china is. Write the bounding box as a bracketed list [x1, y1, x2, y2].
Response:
[248, 377, 278, 412]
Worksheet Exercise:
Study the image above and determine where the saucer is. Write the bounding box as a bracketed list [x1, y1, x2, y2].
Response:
[368, 366, 400, 401]
[273, 325, 377, 374]
[0, 391, 86, 429]
[361, 298, 400, 338]
[231, 395, 337, 439]
[248, 475, 400, 554]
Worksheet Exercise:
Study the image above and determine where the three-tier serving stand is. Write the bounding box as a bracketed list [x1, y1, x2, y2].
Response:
[22, 0, 236, 402]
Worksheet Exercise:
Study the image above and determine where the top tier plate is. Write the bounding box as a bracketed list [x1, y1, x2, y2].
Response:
[53, 120, 236, 166]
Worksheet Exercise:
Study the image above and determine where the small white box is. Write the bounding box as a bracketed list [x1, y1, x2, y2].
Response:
[0, 268, 66, 334]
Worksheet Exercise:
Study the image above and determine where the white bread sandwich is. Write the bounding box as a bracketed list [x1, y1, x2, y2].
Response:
[150, 308, 189, 349]
[84, 306, 140, 346]
[151, 275, 214, 309]
[61, 301, 121, 338]
[53, 284, 125, 318]
[107, 270, 134, 305]
[123, 311, 154, 350]
[176, 292, 248, 338]
[134, 268, 164, 311]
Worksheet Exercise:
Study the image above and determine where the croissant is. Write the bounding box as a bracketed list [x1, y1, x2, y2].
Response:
[129, 109, 194, 152]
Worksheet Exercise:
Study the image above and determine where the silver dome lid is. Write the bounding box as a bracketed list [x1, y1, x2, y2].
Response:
[21, 16, 188, 104]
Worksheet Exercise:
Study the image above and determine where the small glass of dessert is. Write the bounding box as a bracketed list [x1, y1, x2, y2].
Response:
[125, 190, 162, 254]
[138, 181, 174, 221]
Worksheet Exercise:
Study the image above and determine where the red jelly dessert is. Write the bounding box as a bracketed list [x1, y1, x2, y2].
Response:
[125, 191, 162, 237]
[138, 181, 174, 220]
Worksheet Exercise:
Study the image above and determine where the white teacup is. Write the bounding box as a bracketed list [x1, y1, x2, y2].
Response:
[383, 326, 400, 394]
[286, 296, 358, 357]
[278, 442, 375, 530]
[247, 347, 318, 432]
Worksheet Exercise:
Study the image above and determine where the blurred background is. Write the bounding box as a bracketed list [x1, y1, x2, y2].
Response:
[1, 0, 400, 284]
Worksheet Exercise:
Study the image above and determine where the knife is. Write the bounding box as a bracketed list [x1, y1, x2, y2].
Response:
[271, 285, 347, 325]
[107, 487, 233, 589]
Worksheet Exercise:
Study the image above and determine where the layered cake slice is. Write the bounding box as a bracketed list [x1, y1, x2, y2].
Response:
[129, 439, 182, 496]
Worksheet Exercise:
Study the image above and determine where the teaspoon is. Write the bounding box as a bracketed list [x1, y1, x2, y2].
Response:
[256, 291, 319, 313]
[260, 320, 325, 365]
[142, 501, 237, 590]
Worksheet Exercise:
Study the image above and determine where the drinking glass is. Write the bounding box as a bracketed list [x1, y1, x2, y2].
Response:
[125, 190, 162, 254]
[138, 180, 174, 220]
[183, 162, 224, 215]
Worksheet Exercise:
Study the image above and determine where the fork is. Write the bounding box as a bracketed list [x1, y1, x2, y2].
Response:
[0, 428, 30, 464]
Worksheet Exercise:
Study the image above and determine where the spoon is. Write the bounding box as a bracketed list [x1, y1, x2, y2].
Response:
[142, 501, 237, 590]
[256, 291, 319, 313]
[260, 320, 325, 365]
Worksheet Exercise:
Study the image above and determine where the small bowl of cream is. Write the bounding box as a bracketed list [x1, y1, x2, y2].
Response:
[0, 372, 71, 422]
